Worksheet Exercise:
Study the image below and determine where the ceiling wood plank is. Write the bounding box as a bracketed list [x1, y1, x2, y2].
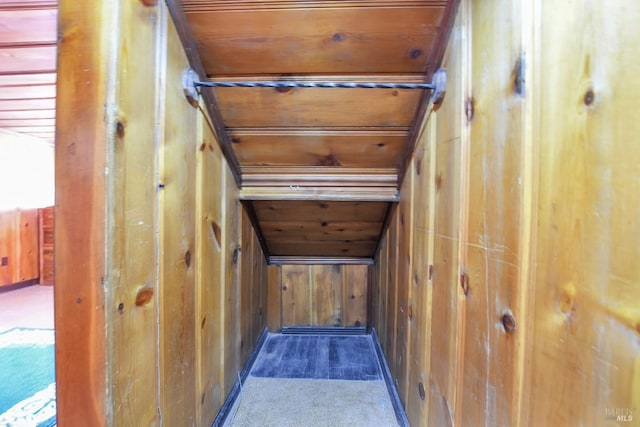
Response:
[230, 128, 407, 168]
[215, 86, 422, 127]
[0, 45, 56, 74]
[0, 9, 56, 44]
[252, 200, 388, 222]
[184, 6, 444, 75]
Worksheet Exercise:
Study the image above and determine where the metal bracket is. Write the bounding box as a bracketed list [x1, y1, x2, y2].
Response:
[431, 68, 447, 105]
[182, 67, 200, 106]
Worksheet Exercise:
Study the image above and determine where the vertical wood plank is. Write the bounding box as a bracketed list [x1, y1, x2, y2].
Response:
[527, 1, 640, 425]
[313, 265, 342, 326]
[375, 228, 390, 346]
[427, 7, 465, 424]
[222, 160, 241, 395]
[158, 11, 197, 425]
[281, 264, 311, 326]
[17, 209, 38, 282]
[240, 207, 255, 362]
[394, 159, 414, 402]
[195, 111, 226, 424]
[267, 265, 282, 331]
[108, 0, 162, 424]
[405, 118, 437, 426]
[342, 264, 368, 327]
[385, 209, 400, 363]
[458, 1, 525, 425]
[55, 0, 108, 423]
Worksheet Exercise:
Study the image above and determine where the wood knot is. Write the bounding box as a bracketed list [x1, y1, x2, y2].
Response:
[502, 311, 517, 333]
[418, 382, 426, 400]
[135, 286, 154, 307]
[584, 88, 595, 106]
[185, 250, 192, 268]
[460, 272, 470, 296]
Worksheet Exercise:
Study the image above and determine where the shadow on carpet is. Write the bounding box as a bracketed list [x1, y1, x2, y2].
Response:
[0, 328, 56, 427]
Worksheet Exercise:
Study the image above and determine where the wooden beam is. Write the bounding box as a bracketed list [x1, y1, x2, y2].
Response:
[397, 0, 462, 188]
[240, 187, 399, 202]
[269, 256, 374, 265]
[164, 0, 242, 187]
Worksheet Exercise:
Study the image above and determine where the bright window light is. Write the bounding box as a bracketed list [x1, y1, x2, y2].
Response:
[0, 131, 54, 212]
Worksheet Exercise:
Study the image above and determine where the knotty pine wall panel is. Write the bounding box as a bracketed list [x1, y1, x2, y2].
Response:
[273, 264, 368, 329]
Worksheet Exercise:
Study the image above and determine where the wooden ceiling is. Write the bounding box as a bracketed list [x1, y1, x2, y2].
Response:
[2, 0, 457, 260]
[0, 0, 57, 144]
[180, 0, 456, 259]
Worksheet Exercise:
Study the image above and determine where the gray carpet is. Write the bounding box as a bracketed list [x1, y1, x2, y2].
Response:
[223, 334, 400, 427]
[227, 377, 399, 427]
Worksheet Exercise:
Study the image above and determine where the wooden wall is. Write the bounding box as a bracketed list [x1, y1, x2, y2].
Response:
[267, 264, 368, 330]
[0, 208, 39, 287]
[55, 1, 267, 426]
[374, 0, 640, 426]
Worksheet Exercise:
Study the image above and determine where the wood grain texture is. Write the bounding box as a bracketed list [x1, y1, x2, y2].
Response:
[158, 12, 198, 426]
[184, 6, 444, 75]
[38, 206, 54, 285]
[267, 264, 282, 331]
[55, 1, 107, 423]
[342, 264, 368, 327]
[0, 209, 38, 286]
[222, 158, 241, 395]
[527, 1, 640, 425]
[253, 200, 388, 257]
[280, 264, 368, 327]
[108, 1, 162, 424]
[215, 87, 422, 128]
[393, 156, 414, 401]
[405, 120, 436, 426]
[230, 129, 407, 168]
[458, 1, 524, 425]
[195, 112, 225, 424]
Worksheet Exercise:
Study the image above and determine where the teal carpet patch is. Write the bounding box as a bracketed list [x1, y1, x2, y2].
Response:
[0, 328, 56, 426]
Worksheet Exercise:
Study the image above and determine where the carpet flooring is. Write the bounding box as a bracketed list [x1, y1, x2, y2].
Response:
[0, 328, 56, 427]
[224, 333, 401, 427]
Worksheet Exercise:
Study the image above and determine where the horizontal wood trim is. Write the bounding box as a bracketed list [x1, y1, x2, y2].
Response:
[241, 167, 397, 187]
[0, 45, 56, 74]
[0, 9, 56, 45]
[0, 109, 55, 119]
[240, 187, 399, 202]
[269, 256, 374, 265]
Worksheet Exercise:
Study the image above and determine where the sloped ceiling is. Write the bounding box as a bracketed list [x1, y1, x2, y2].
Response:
[1, 0, 457, 260]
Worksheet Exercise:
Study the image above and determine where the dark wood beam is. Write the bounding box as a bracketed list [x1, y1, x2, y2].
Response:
[164, 0, 242, 187]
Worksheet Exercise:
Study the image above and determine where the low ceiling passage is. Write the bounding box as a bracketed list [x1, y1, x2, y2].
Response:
[1, 0, 454, 261]
[182, 0, 452, 260]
